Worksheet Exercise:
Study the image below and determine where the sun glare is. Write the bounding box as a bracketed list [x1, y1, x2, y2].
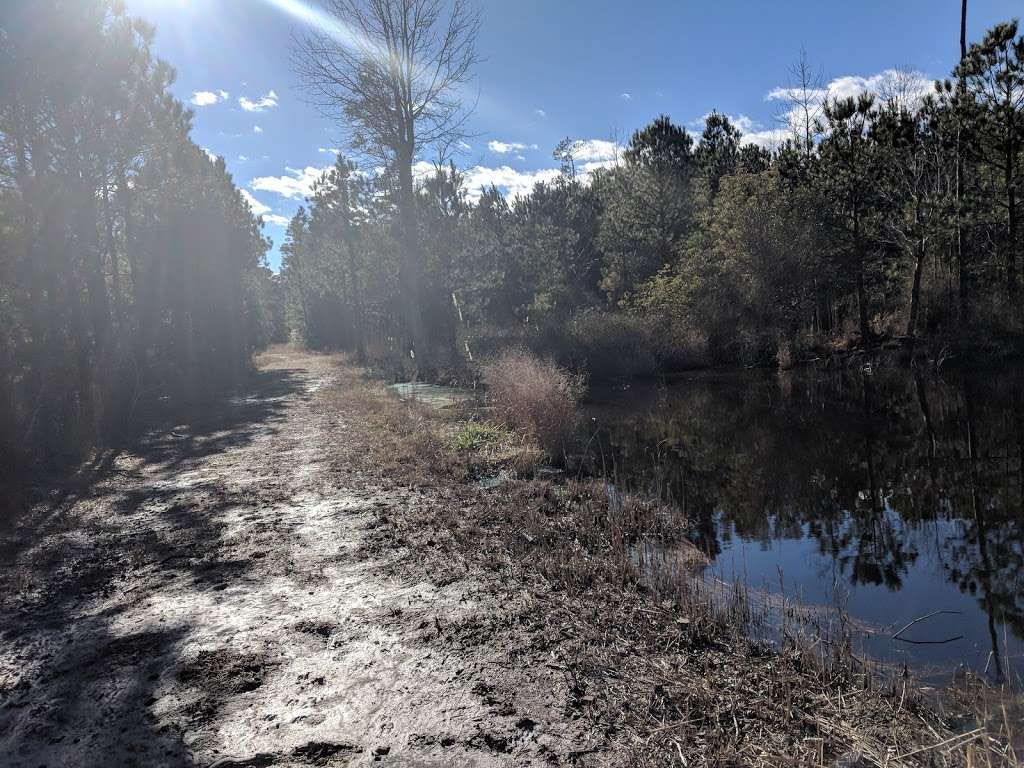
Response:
[259, 0, 361, 48]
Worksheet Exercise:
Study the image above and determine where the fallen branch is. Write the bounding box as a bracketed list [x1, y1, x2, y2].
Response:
[891, 610, 962, 643]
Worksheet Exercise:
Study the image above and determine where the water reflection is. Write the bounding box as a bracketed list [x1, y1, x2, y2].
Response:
[583, 362, 1024, 683]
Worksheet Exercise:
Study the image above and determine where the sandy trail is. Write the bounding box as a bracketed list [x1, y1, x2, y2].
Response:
[0, 351, 590, 767]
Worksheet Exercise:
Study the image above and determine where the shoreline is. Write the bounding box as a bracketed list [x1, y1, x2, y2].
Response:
[347, 352, 1021, 765]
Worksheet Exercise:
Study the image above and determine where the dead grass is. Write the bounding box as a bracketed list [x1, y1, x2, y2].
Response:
[317, 352, 1020, 767]
[481, 349, 584, 462]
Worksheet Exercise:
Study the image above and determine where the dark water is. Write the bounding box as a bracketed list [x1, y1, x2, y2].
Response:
[583, 362, 1024, 685]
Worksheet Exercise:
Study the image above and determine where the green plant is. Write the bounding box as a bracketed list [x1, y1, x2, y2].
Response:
[449, 421, 509, 452]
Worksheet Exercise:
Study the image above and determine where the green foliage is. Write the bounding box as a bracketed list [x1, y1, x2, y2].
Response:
[696, 112, 743, 200]
[624, 115, 694, 174]
[953, 20, 1024, 297]
[449, 421, 510, 453]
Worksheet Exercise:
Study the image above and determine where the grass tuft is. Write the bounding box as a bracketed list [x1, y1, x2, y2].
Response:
[481, 348, 584, 462]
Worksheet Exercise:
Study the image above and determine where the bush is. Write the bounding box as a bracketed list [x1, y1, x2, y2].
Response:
[481, 349, 584, 461]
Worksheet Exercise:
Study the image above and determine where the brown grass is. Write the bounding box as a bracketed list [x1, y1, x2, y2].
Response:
[480, 348, 584, 462]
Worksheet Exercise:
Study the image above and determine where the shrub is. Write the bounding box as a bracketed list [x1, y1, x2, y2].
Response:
[481, 349, 584, 461]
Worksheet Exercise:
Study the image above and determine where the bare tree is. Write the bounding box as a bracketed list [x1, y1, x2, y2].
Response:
[877, 66, 926, 114]
[293, 0, 481, 358]
[777, 47, 826, 157]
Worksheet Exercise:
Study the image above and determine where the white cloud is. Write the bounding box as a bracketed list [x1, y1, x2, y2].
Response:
[240, 189, 272, 216]
[411, 160, 438, 181]
[191, 91, 225, 107]
[253, 125, 264, 135]
[219, 89, 229, 99]
[238, 155, 249, 162]
[251, 165, 329, 200]
[200, 147, 219, 162]
[742, 127, 790, 149]
[569, 139, 621, 164]
[821, 70, 934, 105]
[263, 214, 291, 227]
[620, 92, 632, 101]
[488, 140, 538, 154]
[239, 90, 279, 112]
[318, 147, 341, 155]
[765, 68, 936, 142]
[534, 109, 546, 118]
[462, 165, 562, 202]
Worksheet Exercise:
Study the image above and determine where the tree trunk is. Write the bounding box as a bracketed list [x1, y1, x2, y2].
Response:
[854, 214, 871, 341]
[856, 270, 871, 341]
[396, 141, 424, 361]
[907, 238, 926, 337]
[102, 179, 122, 322]
[960, 0, 968, 61]
[956, 5, 968, 321]
[1008, 173, 1018, 300]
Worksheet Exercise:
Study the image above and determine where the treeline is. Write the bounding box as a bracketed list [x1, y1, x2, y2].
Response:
[284, 19, 1024, 381]
[0, 1, 282, 468]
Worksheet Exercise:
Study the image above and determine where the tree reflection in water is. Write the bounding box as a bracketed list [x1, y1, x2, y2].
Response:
[584, 362, 1024, 681]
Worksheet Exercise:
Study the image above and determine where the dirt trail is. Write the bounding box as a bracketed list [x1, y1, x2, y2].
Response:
[0, 351, 595, 767]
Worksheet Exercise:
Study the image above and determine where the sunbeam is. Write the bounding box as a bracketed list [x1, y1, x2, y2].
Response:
[258, 0, 361, 48]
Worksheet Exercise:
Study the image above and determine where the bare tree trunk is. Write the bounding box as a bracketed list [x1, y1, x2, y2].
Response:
[1008, 165, 1018, 300]
[960, 0, 968, 61]
[397, 142, 424, 358]
[908, 238, 927, 337]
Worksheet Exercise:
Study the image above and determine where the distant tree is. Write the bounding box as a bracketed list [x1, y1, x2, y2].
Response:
[553, 137, 580, 179]
[456, 185, 510, 325]
[953, 21, 1024, 299]
[676, 170, 823, 358]
[595, 164, 693, 304]
[778, 48, 826, 158]
[624, 115, 694, 175]
[813, 94, 883, 341]
[695, 112, 742, 200]
[506, 178, 603, 318]
[738, 143, 772, 173]
[419, 162, 470, 354]
[293, 0, 481, 358]
[873, 101, 947, 336]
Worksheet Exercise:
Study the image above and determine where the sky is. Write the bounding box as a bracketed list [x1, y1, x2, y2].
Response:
[122, 0, 1022, 270]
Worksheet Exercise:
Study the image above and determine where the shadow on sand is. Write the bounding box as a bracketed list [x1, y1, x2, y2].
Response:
[0, 365, 309, 767]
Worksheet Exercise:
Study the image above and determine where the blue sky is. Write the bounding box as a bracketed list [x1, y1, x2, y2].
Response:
[123, 0, 1021, 269]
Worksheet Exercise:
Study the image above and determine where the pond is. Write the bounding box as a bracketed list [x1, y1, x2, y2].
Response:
[581, 361, 1024, 686]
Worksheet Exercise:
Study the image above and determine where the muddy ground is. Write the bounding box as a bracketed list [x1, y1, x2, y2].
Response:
[0, 350, 601, 767]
